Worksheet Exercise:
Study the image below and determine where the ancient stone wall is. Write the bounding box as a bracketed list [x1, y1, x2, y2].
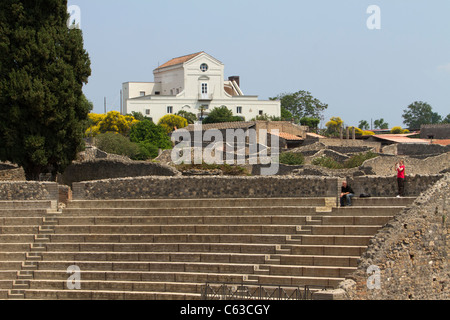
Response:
[0, 182, 58, 201]
[347, 175, 444, 197]
[339, 173, 449, 300]
[72, 176, 340, 200]
[0, 163, 26, 181]
[58, 159, 181, 187]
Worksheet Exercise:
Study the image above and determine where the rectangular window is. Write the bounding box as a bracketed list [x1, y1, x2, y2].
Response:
[259, 110, 264, 116]
[237, 106, 242, 114]
[140, 91, 146, 97]
[145, 109, 151, 115]
[167, 106, 173, 114]
[201, 83, 208, 94]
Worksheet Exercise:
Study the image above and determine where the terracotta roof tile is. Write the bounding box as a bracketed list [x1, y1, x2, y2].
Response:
[270, 131, 304, 141]
[155, 52, 204, 70]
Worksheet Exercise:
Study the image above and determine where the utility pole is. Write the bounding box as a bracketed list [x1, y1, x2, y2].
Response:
[104, 97, 107, 114]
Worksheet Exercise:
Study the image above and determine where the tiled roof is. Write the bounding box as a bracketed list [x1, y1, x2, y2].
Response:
[155, 52, 204, 70]
[270, 131, 304, 141]
[431, 139, 450, 146]
[372, 135, 430, 144]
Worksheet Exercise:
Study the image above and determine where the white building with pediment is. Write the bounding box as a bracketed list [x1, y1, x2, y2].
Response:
[121, 52, 281, 124]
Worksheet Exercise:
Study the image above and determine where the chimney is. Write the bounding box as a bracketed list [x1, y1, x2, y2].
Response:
[228, 76, 240, 88]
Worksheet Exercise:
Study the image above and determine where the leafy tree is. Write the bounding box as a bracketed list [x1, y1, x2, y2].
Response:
[402, 101, 442, 129]
[158, 114, 188, 134]
[129, 119, 172, 150]
[300, 117, 320, 131]
[441, 114, 450, 124]
[176, 110, 197, 124]
[358, 120, 370, 130]
[94, 133, 140, 159]
[202, 106, 244, 124]
[391, 126, 409, 134]
[85, 111, 138, 137]
[325, 117, 344, 136]
[374, 119, 389, 130]
[0, 0, 91, 180]
[270, 91, 328, 124]
[130, 111, 152, 122]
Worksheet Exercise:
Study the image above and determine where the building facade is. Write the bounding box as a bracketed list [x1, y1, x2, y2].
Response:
[122, 52, 281, 124]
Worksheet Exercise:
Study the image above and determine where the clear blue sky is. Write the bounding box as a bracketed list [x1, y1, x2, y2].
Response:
[67, 0, 450, 129]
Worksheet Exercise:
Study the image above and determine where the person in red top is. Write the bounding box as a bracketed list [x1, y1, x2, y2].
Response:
[395, 160, 406, 197]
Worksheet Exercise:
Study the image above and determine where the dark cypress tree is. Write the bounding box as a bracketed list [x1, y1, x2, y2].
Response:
[0, 0, 91, 180]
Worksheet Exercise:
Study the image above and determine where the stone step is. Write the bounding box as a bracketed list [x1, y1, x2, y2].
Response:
[37, 251, 270, 264]
[21, 289, 201, 300]
[33, 270, 248, 284]
[247, 274, 344, 288]
[31, 260, 259, 275]
[0, 252, 27, 261]
[0, 271, 19, 280]
[330, 207, 403, 216]
[0, 226, 40, 234]
[0, 234, 35, 243]
[53, 215, 317, 226]
[308, 225, 382, 236]
[66, 198, 331, 209]
[0, 210, 49, 217]
[43, 242, 280, 255]
[49, 224, 304, 235]
[0, 280, 14, 289]
[27, 279, 204, 294]
[45, 233, 292, 245]
[0, 243, 31, 252]
[279, 255, 359, 267]
[0, 217, 44, 226]
[318, 216, 392, 226]
[0, 201, 54, 210]
[266, 265, 356, 279]
[62, 207, 319, 217]
[0, 262, 23, 270]
[299, 235, 373, 246]
[285, 244, 367, 256]
[351, 197, 415, 207]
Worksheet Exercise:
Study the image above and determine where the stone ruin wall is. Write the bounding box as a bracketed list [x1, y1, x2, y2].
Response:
[338, 173, 449, 300]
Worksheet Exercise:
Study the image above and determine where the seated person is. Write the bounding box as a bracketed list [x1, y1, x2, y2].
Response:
[340, 181, 355, 207]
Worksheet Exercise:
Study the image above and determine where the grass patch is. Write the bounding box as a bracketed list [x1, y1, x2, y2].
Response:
[279, 152, 305, 165]
[176, 163, 250, 176]
[313, 151, 379, 169]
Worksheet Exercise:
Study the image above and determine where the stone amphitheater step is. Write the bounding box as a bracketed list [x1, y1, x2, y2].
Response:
[66, 198, 333, 209]
[0, 201, 54, 210]
[19, 289, 200, 300]
[351, 197, 415, 207]
[48, 224, 305, 235]
[42, 243, 281, 254]
[44, 233, 295, 245]
[54, 215, 318, 226]
[0, 197, 413, 300]
[62, 207, 319, 217]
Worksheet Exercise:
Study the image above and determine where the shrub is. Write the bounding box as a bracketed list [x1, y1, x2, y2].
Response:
[279, 153, 305, 165]
[95, 133, 140, 159]
[313, 152, 379, 169]
[158, 115, 188, 134]
[129, 119, 172, 150]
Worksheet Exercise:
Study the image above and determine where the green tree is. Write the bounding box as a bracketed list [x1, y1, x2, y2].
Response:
[202, 106, 243, 124]
[441, 114, 450, 124]
[358, 120, 370, 130]
[129, 119, 172, 150]
[402, 101, 442, 129]
[300, 117, 320, 131]
[270, 91, 328, 124]
[0, 0, 91, 180]
[325, 117, 344, 136]
[176, 110, 197, 124]
[374, 118, 389, 130]
[158, 114, 188, 134]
